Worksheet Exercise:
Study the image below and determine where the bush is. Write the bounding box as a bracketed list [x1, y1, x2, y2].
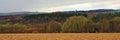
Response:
[0, 23, 27, 32]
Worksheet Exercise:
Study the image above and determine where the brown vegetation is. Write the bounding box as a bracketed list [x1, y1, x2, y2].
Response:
[0, 33, 120, 40]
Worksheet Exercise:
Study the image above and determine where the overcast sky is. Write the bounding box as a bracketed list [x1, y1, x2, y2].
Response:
[0, 0, 120, 13]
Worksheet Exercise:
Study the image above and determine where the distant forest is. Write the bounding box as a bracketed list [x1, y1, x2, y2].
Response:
[0, 11, 120, 33]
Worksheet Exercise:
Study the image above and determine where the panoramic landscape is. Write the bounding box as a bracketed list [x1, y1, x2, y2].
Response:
[0, 0, 120, 40]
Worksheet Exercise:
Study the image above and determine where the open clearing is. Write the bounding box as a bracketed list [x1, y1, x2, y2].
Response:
[0, 33, 120, 40]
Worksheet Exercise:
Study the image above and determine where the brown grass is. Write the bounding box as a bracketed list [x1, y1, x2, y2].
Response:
[0, 33, 120, 40]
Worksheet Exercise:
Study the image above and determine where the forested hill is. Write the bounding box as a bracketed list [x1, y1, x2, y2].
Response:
[0, 9, 120, 33]
[51, 9, 118, 14]
[0, 12, 46, 16]
[0, 9, 120, 16]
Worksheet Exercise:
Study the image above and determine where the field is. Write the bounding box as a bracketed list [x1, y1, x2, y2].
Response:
[0, 33, 120, 40]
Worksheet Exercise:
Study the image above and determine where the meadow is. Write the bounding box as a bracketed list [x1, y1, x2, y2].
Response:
[0, 33, 120, 40]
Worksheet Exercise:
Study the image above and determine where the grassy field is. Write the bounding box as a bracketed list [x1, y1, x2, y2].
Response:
[0, 33, 120, 40]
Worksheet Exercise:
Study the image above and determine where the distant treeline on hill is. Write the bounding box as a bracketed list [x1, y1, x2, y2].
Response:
[0, 11, 120, 33]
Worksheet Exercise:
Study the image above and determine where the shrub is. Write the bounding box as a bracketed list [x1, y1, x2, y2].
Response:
[0, 23, 27, 32]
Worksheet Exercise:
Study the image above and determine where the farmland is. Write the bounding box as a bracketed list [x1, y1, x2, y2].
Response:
[0, 33, 120, 40]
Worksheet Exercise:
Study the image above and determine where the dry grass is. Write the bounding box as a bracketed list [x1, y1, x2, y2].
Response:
[0, 33, 120, 40]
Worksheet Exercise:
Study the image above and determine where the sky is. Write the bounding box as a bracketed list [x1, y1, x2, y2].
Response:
[0, 0, 120, 13]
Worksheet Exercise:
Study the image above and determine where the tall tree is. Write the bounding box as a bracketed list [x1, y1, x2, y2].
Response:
[62, 16, 88, 33]
[112, 17, 120, 32]
[97, 19, 110, 32]
[46, 21, 62, 33]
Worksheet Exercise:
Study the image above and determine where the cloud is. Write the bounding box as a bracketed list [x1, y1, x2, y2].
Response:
[31, 0, 120, 12]
[41, 3, 93, 12]
[0, 0, 119, 12]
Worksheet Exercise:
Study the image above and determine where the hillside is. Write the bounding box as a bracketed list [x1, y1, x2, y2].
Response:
[0, 9, 119, 16]
[0, 9, 120, 33]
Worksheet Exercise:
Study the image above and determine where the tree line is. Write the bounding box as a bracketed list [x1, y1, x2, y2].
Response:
[0, 12, 120, 33]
